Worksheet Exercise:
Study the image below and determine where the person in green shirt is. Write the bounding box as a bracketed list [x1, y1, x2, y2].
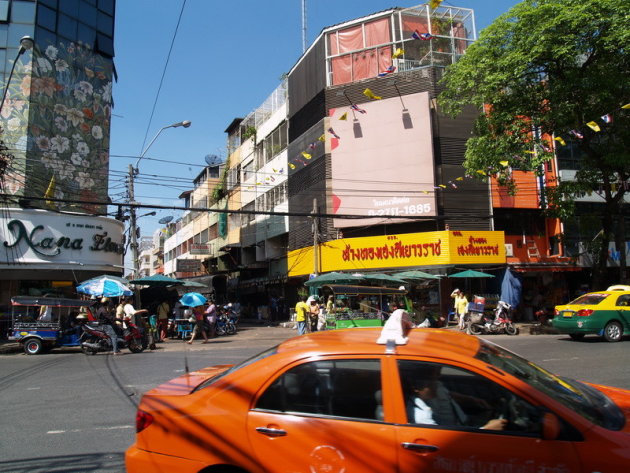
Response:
[295, 296, 309, 335]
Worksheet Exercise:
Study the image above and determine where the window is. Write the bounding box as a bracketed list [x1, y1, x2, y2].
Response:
[0, 1, 8, 22]
[398, 360, 543, 434]
[12, 1, 36, 23]
[255, 359, 382, 421]
[57, 13, 77, 41]
[36, 5, 56, 31]
[616, 295, 630, 307]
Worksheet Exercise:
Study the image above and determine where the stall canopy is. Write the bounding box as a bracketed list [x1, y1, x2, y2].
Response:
[393, 270, 441, 280]
[448, 269, 495, 278]
[131, 274, 187, 287]
[356, 273, 407, 287]
[304, 272, 364, 287]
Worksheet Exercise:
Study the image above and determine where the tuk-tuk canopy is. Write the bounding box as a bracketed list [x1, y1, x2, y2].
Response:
[11, 296, 95, 308]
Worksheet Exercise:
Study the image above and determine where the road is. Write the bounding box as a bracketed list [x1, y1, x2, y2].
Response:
[1, 326, 628, 473]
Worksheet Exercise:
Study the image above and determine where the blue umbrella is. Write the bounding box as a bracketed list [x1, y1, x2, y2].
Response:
[179, 292, 207, 307]
[77, 275, 133, 297]
[500, 268, 522, 308]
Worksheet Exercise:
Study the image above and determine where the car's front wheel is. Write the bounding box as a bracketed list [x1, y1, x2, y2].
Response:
[603, 321, 623, 342]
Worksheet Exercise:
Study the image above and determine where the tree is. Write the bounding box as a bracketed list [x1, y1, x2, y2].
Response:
[439, 0, 630, 288]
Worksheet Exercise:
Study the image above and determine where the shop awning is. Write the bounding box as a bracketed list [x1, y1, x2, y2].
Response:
[511, 264, 582, 272]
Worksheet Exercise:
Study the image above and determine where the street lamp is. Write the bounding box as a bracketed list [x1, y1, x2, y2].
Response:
[0, 35, 34, 112]
[128, 121, 191, 278]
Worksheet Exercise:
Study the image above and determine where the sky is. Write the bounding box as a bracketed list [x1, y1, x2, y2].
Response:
[109, 0, 520, 243]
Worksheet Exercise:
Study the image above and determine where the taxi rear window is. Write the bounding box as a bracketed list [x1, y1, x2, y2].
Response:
[569, 293, 608, 305]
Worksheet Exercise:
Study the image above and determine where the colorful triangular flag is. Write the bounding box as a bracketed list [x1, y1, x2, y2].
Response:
[569, 130, 584, 139]
[621, 103, 630, 109]
[318, 134, 326, 142]
[301, 151, 312, 159]
[554, 136, 566, 146]
[363, 88, 382, 100]
[412, 30, 433, 40]
[339, 112, 348, 121]
[378, 65, 396, 77]
[586, 121, 601, 132]
[499, 160, 509, 167]
[601, 114, 613, 124]
[392, 48, 404, 59]
[328, 127, 340, 139]
[455, 176, 464, 181]
[350, 104, 367, 114]
[476, 170, 487, 176]
[429, 0, 443, 9]
[289, 163, 296, 169]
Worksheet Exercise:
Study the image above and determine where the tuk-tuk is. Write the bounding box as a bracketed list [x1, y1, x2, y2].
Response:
[9, 296, 95, 355]
[321, 285, 408, 329]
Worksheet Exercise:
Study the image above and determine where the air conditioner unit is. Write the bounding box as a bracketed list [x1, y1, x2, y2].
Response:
[504, 243, 514, 257]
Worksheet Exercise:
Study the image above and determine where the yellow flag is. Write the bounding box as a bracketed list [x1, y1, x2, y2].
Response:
[476, 170, 486, 176]
[438, 184, 446, 189]
[44, 175, 55, 207]
[363, 88, 382, 100]
[301, 151, 312, 160]
[318, 134, 326, 142]
[554, 136, 566, 146]
[499, 160, 509, 167]
[621, 103, 630, 109]
[289, 163, 296, 169]
[339, 112, 348, 121]
[586, 121, 601, 132]
[455, 176, 464, 181]
[392, 48, 404, 59]
[422, 190, 429, 194]
[429, 0, 443, 8]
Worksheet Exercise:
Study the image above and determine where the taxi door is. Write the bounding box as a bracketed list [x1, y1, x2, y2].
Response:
[391, 358, 582, 473]
[247, 357, 399, 472]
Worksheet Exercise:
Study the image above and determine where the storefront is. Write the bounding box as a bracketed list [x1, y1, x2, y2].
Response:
[0, 208, 125, 309]
[288, 230, 507, 316]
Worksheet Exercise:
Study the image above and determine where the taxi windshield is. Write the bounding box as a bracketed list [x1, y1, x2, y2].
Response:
[475, 340, 625, 430]
[567, 293, 609, 305]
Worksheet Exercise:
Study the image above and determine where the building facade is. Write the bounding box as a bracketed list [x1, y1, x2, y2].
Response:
[0, 0, 122, 304]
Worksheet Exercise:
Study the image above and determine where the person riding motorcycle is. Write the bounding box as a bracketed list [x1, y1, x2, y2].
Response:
[95, 297, 122, 355]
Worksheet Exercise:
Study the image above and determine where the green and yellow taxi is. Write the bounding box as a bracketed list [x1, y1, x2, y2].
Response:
[553, 286, 630, 342]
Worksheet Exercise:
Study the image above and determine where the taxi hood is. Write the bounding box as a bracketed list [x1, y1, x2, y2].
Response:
[145, 365, 232, 397]
[588, 382, 630, 433]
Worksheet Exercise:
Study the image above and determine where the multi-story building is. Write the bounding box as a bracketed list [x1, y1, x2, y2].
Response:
[0, 0, 122, 303]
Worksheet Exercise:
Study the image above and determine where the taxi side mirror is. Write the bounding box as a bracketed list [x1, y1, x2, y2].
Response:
[541, 411, 560, 440]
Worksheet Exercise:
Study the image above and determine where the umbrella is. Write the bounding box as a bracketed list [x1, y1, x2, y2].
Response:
[500, 268, 522, 308]
[181, 280, 206, 288]
[131, 274, 186, 287]
[393, 270, 441, 280]
[448, 269, 495, 278]
[77, 275, 133, 297]
[304, 272, 364, 287]
[179, 292, 207, 307]
[358, 273, 407, 286]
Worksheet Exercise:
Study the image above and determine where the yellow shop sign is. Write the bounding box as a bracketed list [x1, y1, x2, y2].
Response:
[288, 230, 506, 277]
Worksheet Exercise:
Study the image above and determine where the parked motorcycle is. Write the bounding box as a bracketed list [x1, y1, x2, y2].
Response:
[80, 318, 145, 354]
[467, 301, 518, 336]
[215, 307, 237, 336]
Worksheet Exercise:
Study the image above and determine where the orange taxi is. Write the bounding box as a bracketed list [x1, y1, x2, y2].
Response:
[126, 328, 630, 472]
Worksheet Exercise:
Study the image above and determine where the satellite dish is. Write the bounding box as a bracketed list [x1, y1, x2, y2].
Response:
[205, 154, 220, 166]
[158, 215, 174, 224]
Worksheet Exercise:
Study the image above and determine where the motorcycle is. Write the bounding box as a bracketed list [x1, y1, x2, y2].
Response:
[467, 301, 518, 336]
[214, 307, 237, 336]
[80, 318, 145, 354]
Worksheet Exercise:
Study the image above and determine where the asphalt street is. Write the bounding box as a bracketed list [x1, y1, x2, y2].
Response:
[1, 324, 629, 473]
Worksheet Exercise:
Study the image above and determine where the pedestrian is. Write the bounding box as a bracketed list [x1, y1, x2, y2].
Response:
[450, 289, 469, 330]
[308, 297, 320, 332]
[122, 296, 148, 328]
[187, 305, 209, 344]
[95, 297, 121, 355]
[294, 296, 309, 335]
[156, 299, 170, 341]
[205, 299, 217, 338]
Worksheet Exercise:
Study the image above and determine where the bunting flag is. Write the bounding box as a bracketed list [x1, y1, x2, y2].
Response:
[622, 103, 630, 109]
[270, 176, 275, 182]
[422, 190, 429, 194]
[429, 0, 444, 8]
[318, 134, 326, 142]
[272, 168, 278, 172]
[279, 168, 284, 173]
[586, 121, 601, 132]
[289, 163, 296, 169]
[476, 170, 487, 176]
[554, 136, 566, 146]
[455, 177, 464, 181]
[541, 144, 552, 153]
[301, 151, 312, 159]
[363, 88, 382, 100]
[351, 104, 367, 114]
[449, 181, 457, 189]
[308, 142, 317, 149]
[392, 48, 404, 59]
[499, 160, 509, 167]
[601, 114, 613, 124]
[569, 129, 584, 139]
[378, 65, 396, 77]
[339, 112, 348, 121]
[412, 30, 433, 40]
[44, 175, 55, 208]
[328, 127, 340, 139]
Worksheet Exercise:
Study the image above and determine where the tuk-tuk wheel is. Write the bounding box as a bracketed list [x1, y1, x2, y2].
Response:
[24, 338, 43, 355]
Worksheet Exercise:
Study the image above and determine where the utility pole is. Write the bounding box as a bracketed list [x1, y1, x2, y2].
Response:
[312, 197, 319, 276]
[128, 164, 139, 278]
[302, 0, 307, 53]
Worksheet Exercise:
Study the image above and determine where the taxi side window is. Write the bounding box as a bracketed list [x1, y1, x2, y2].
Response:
[398, 360, 542, 435]
[255, 359, 382, 421]
[615, 295, 630, 307]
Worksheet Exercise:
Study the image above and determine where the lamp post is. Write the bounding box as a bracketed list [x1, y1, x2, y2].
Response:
[0, 35, 34, 112]
[128, 120, 191, 278]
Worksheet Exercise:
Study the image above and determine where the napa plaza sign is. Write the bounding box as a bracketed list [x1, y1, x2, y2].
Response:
[0, 209, 124, 269]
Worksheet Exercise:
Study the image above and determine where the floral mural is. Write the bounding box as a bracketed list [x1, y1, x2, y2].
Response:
[1, 40, 113, 214]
